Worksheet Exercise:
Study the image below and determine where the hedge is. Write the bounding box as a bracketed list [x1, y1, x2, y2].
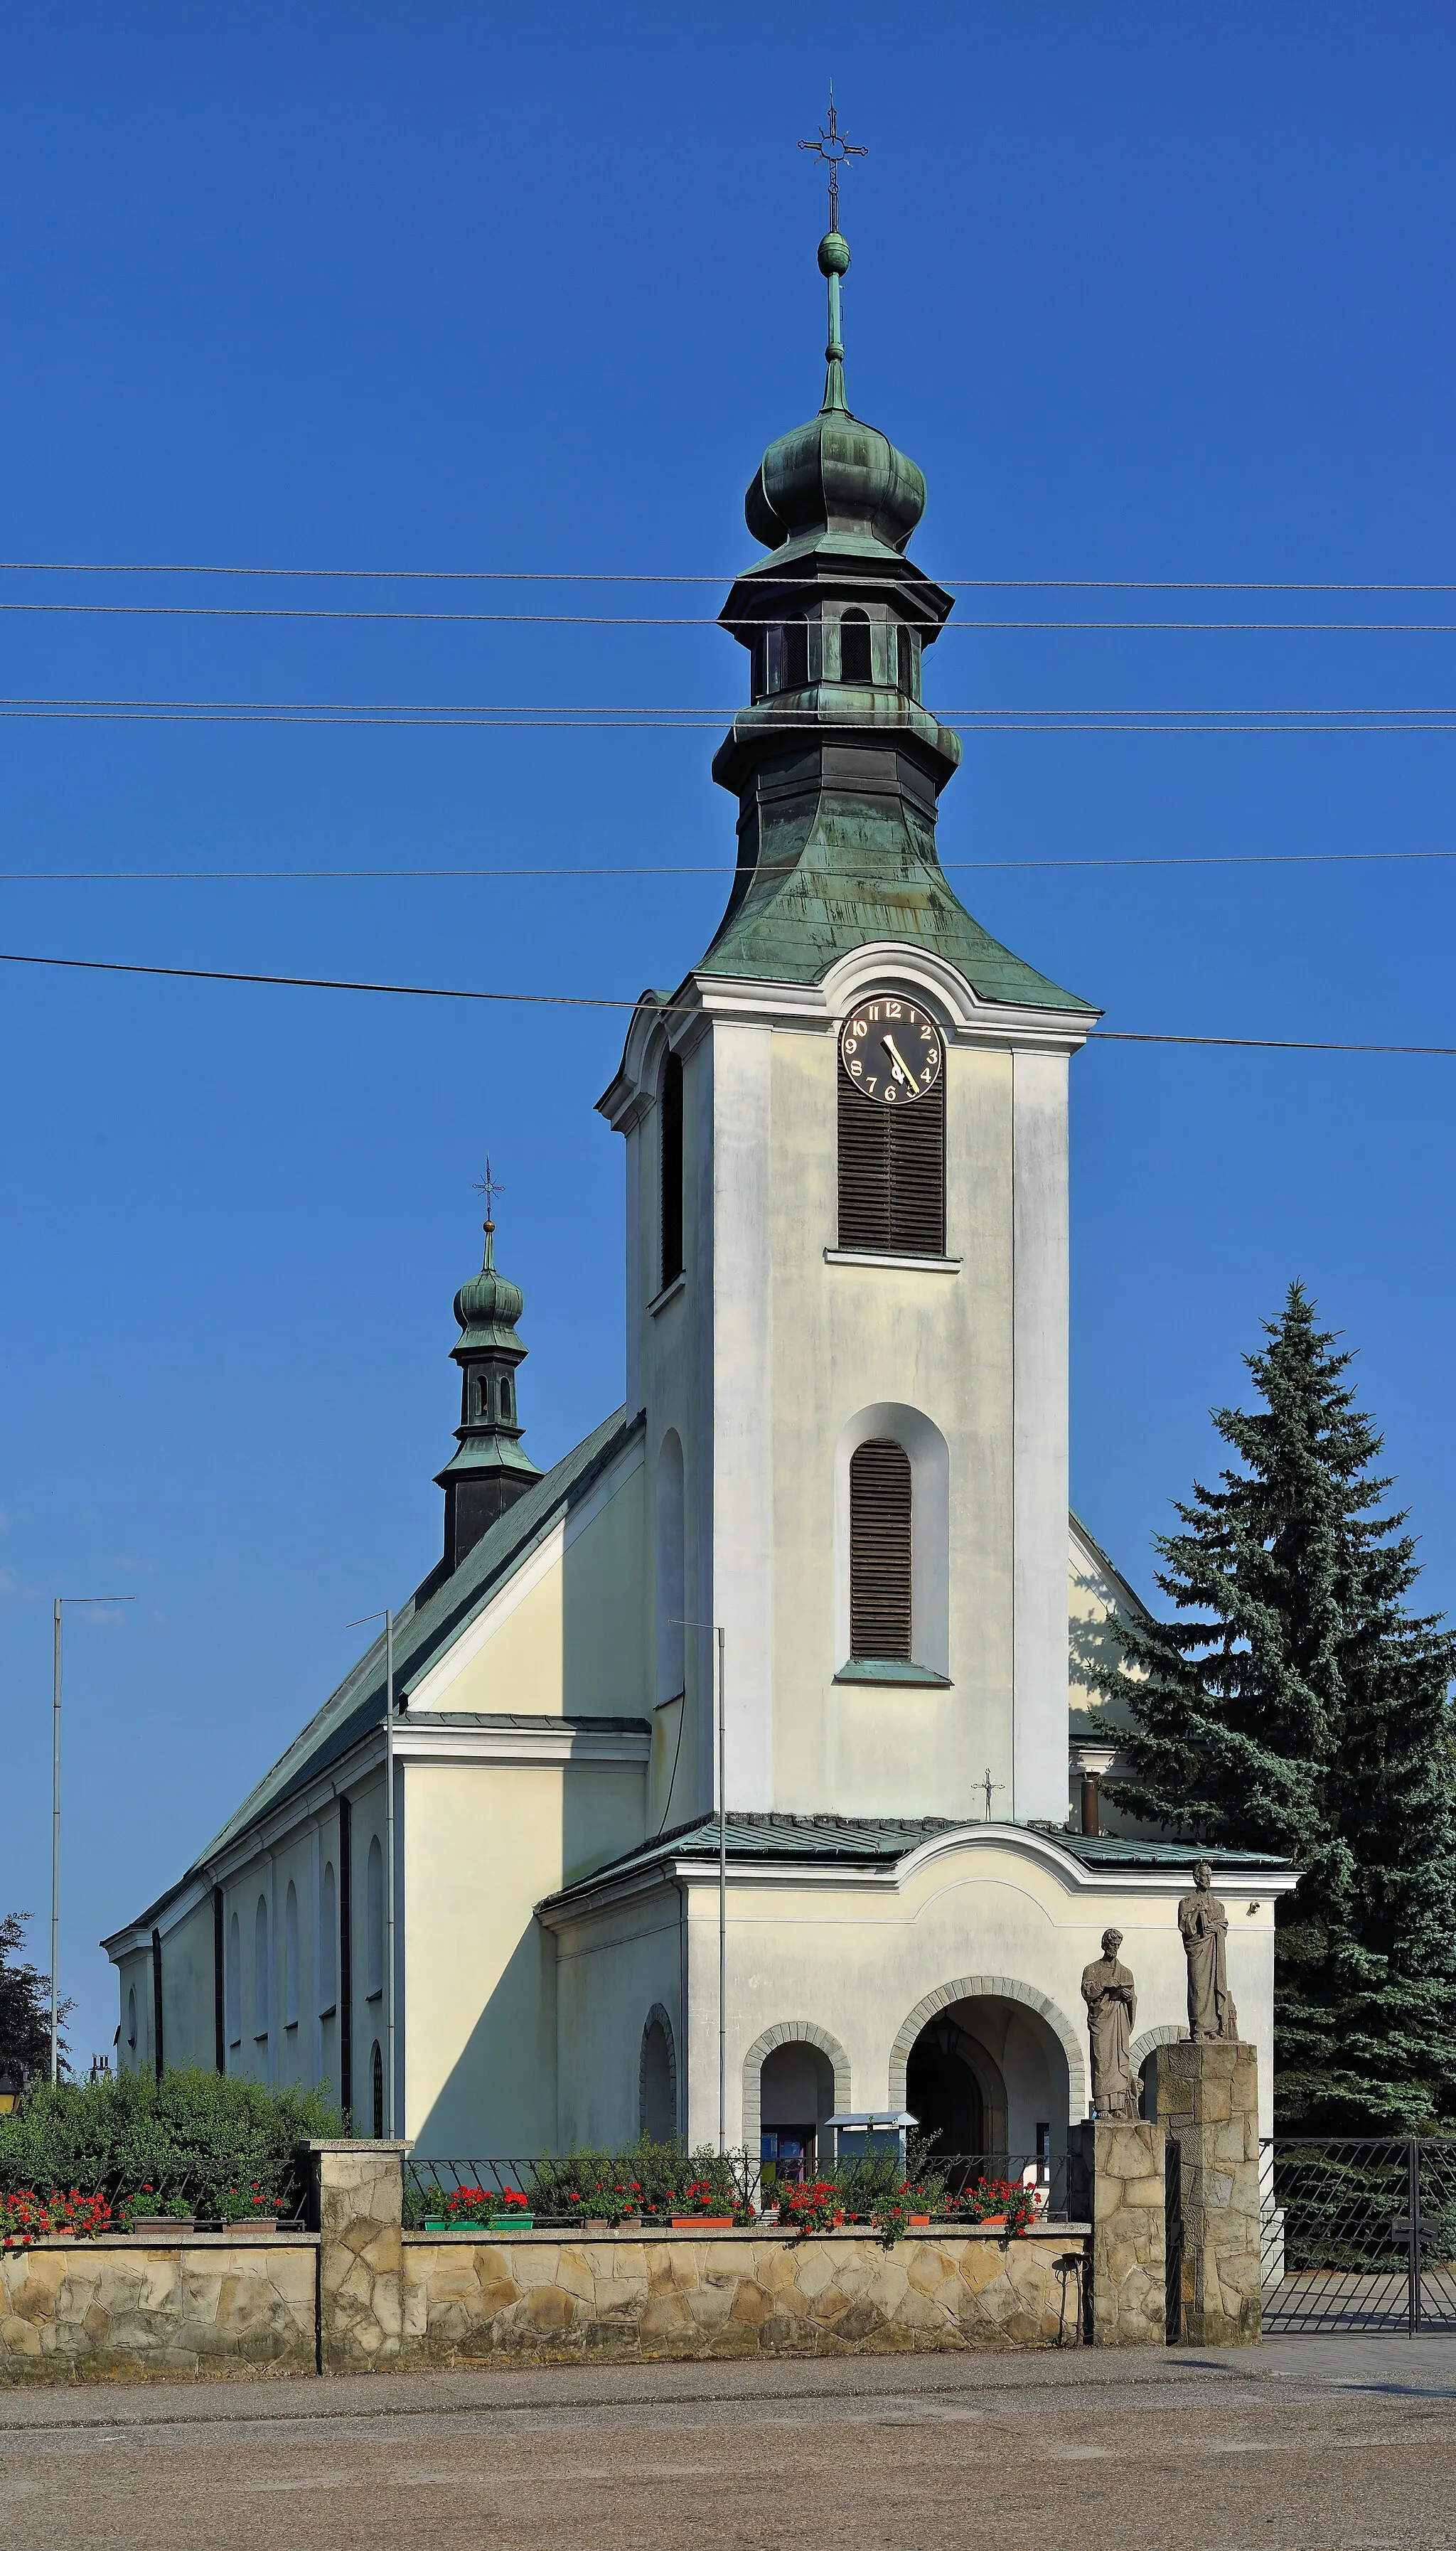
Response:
[0, 2069, 343, 2214]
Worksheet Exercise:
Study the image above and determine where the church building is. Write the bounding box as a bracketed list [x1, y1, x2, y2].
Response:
[105, 212, 1295, 2173]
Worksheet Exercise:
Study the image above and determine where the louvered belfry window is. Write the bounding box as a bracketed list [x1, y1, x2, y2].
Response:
[837, 1054, 946, 1255]
[850, 1438, 914, 1660]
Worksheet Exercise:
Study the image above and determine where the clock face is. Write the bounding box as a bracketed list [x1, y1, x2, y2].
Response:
[839, 995, 944, 1106]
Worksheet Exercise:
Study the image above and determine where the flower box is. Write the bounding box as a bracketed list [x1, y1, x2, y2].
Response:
[128, 2215, 195, 2236]
[670, 2215, 734, 2230]
[425, 2211, 535, 2231]
[908, 2214, 931, 2228]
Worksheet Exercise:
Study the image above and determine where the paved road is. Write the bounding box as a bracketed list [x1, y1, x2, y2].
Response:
[3, 2338, 1455, 2550]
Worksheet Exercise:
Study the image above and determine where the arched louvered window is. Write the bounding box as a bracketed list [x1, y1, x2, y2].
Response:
[839, 607, 872, 685]
[660, 1050, 684, 1290]
[781, 614, 809, 691]
[850, 1438, 913, 1661]
[837, 1051, 946, 1255]
[896, 624, 916, 697]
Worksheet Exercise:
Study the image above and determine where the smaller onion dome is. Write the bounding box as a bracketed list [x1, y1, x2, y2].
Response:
[453, 1221, 527, 1358]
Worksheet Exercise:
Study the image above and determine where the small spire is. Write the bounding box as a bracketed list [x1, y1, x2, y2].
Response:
[798, 93, 867, 415]
[472, 1155, 503, 1266]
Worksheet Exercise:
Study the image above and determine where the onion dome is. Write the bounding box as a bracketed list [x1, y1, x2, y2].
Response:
[452, 1221, 526, 1357]
[744, 231, 926, 558]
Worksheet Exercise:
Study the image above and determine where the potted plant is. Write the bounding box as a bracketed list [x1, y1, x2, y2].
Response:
[670, 2174, 735, 2230]
[483, 2188, 535, 2231]
[955, 2176, 1039, 2238]
[212, 2183, 290, 2232]
[122, 2189, 196, 2235]
[777, 2179, 845, 2237]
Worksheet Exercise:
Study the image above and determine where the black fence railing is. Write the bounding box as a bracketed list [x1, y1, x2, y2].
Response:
[401, 2149, 1073, 2230]
[0, 2154, 311, 2231]
[1260, 2138, 1456, 2335]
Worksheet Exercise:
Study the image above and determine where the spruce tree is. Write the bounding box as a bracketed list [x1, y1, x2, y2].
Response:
[1095, 1281, 1456, 2132]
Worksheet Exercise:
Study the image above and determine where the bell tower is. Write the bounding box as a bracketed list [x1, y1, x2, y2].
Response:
[599, 151, 1098, 1834]
[433, 1175, 542, 1578]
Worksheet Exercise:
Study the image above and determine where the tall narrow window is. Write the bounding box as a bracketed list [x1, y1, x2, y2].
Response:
[320, 1863, 338, 2013]
[127, 1985, 137, 2053]
[850, 1438, 913, 1661]
[659, 1050, 684, 1291]
[896, 624, 916, 697]
[837, 993, 946, 1256]
[365, 1835, 384, 1999]
[371, 2040, 385, 2139]
[284, 1883, 299, 2030]
[226, 1910, 241, 2047]
[839, 607, 872, 685]
[781, 614, 809, 690]
[254, 1896, 270, 2039]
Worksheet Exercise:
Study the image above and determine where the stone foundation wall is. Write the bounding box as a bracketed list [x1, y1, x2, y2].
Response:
[1068, 2119, 1168, 2347]
[1158, 2040, 1262, 2346]
[401, 2228, 1090, 2362]
[0, 2237, 318, 2382]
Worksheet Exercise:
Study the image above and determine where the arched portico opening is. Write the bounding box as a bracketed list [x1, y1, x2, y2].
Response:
[892, 1978, 1082, 2187]
[742, 2022, 850, 2185]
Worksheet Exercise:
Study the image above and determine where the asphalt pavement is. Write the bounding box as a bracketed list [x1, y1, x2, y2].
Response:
[3, 2336, 1455, 2550]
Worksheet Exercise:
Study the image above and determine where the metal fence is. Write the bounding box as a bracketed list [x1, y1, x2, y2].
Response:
[1260, 2138, 1456, 2335]
[402, 2149, 1072, 2229]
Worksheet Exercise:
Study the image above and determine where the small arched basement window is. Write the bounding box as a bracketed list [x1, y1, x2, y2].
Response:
[837, 1045, 946, 1256]
[839, 608, 872, 685]
[660, 1050, 684, 1291]
[850, 1438, 914, 1662]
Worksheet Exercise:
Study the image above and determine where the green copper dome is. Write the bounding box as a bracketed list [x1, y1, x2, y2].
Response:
[453, 1224, 526, 1357]
[744, 230, 926, 558]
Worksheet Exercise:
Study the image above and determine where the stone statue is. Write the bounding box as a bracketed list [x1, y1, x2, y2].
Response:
[1179, 1860, 1239, 2042]
[1081, 1927, 1140, 2119]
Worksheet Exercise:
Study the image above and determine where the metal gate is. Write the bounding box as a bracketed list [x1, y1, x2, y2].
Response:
[1260, 2138, 1456, 2334]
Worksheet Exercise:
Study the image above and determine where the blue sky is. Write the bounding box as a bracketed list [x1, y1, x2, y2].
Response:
[5, 1, 1456, 2066]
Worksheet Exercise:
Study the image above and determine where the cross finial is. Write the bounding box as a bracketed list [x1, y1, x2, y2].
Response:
[981, 1768, 1006, 1824]
[473, 1155, 504, 1231]
[798, 89, 867, 236]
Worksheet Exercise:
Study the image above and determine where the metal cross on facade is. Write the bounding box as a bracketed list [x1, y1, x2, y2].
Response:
[798, 92, 867, 235]
[980, 1768, 1005, 1823]
[473, 1157, 504, 1226]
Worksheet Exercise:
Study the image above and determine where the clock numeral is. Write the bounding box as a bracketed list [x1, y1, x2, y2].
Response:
[887, 1000, 902, 1018]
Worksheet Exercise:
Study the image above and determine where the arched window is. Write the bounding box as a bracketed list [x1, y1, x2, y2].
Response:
[659, 1050, 684, 1291]
[781, 614, 809, 691]
[320, 1863, 338, 2013]
[850, 1438, 913, 1661]
[640, 2011, 676, 2141]
[127, 1985, 137, 2053]
[254, 1896, 270, 2038]
[365, 1835, 384, 1999]
[226, 1910, 241, 2047]
[896, 624, 916, 697]
[837, 1036, 946, 1255]
[284, 1883, 299, 2030]
[839, 607, 872, 685]
[370, 2040, 385, 2139]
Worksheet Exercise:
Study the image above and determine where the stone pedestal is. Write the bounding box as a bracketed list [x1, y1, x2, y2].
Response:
[1066, 2118, 1167, 2345]
[305, 2139, 411, 2373]
[1156, 2041, 1261, 2346]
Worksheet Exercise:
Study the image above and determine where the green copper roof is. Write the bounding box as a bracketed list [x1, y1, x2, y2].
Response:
[452, 1220, 528, 1357]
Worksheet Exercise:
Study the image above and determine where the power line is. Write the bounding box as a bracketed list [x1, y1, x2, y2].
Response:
[10, 557, 1456, 594]
[6, 694, 1456, 735]
[12, 598, 1456, 631]
[1, 946, 1452, 1056]
[5, 845, 1456, 882]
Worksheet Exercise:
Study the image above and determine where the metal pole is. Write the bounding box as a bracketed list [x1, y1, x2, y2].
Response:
[1408, 2138, 1421, 2339]
[717, 1625, 727, 2157]
[50, 1600, 61, 2084]
[385, 1608, 395, 2140]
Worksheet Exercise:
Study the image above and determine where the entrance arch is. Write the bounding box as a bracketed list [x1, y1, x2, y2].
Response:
[891, 1975, 1085, 2173]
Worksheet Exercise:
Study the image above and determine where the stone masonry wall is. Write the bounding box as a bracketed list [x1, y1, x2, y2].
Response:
[1067, 2119, 1167, 2346]
[401, 2228, 1088, 2361]
[0, 2237, 318, 2382]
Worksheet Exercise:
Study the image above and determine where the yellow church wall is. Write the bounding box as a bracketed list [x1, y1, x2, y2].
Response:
[156, 1895, 215, 2074]
[405, 1463, 646, 1719]
[402, 1756, 647, 2154]
[115, 1944, 153, 2075]
[766, 1030, 1017, 1820]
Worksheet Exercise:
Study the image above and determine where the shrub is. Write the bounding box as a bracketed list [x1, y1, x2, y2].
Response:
[0, 2069, 342, 2217]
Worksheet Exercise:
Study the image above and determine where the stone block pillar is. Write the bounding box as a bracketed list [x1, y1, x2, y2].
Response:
[304, 2139, 411, 2373]
[1157, 2041, 1262, 2346]
[1066, 2117, 1167, 2345]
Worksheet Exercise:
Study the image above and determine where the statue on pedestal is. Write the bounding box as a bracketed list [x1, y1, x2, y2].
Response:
[1179, 1860, 1239, 2042]
[1081, 1927, 1140, 2119]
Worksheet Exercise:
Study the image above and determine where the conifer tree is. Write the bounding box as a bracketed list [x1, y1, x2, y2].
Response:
[1095, 1282, 1456, 2132]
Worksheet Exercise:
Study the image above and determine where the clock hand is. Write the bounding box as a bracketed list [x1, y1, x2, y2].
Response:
[883, 1034, 919, 1092]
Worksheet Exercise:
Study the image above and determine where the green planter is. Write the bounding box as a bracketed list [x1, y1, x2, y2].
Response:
[423, 2211, 535, 2231]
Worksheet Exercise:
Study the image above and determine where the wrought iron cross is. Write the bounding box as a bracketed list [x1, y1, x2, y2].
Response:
[798, 91, 867, 234]
[473, 1156, 504, 1226]
[980, 1768, 1005, 1823]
